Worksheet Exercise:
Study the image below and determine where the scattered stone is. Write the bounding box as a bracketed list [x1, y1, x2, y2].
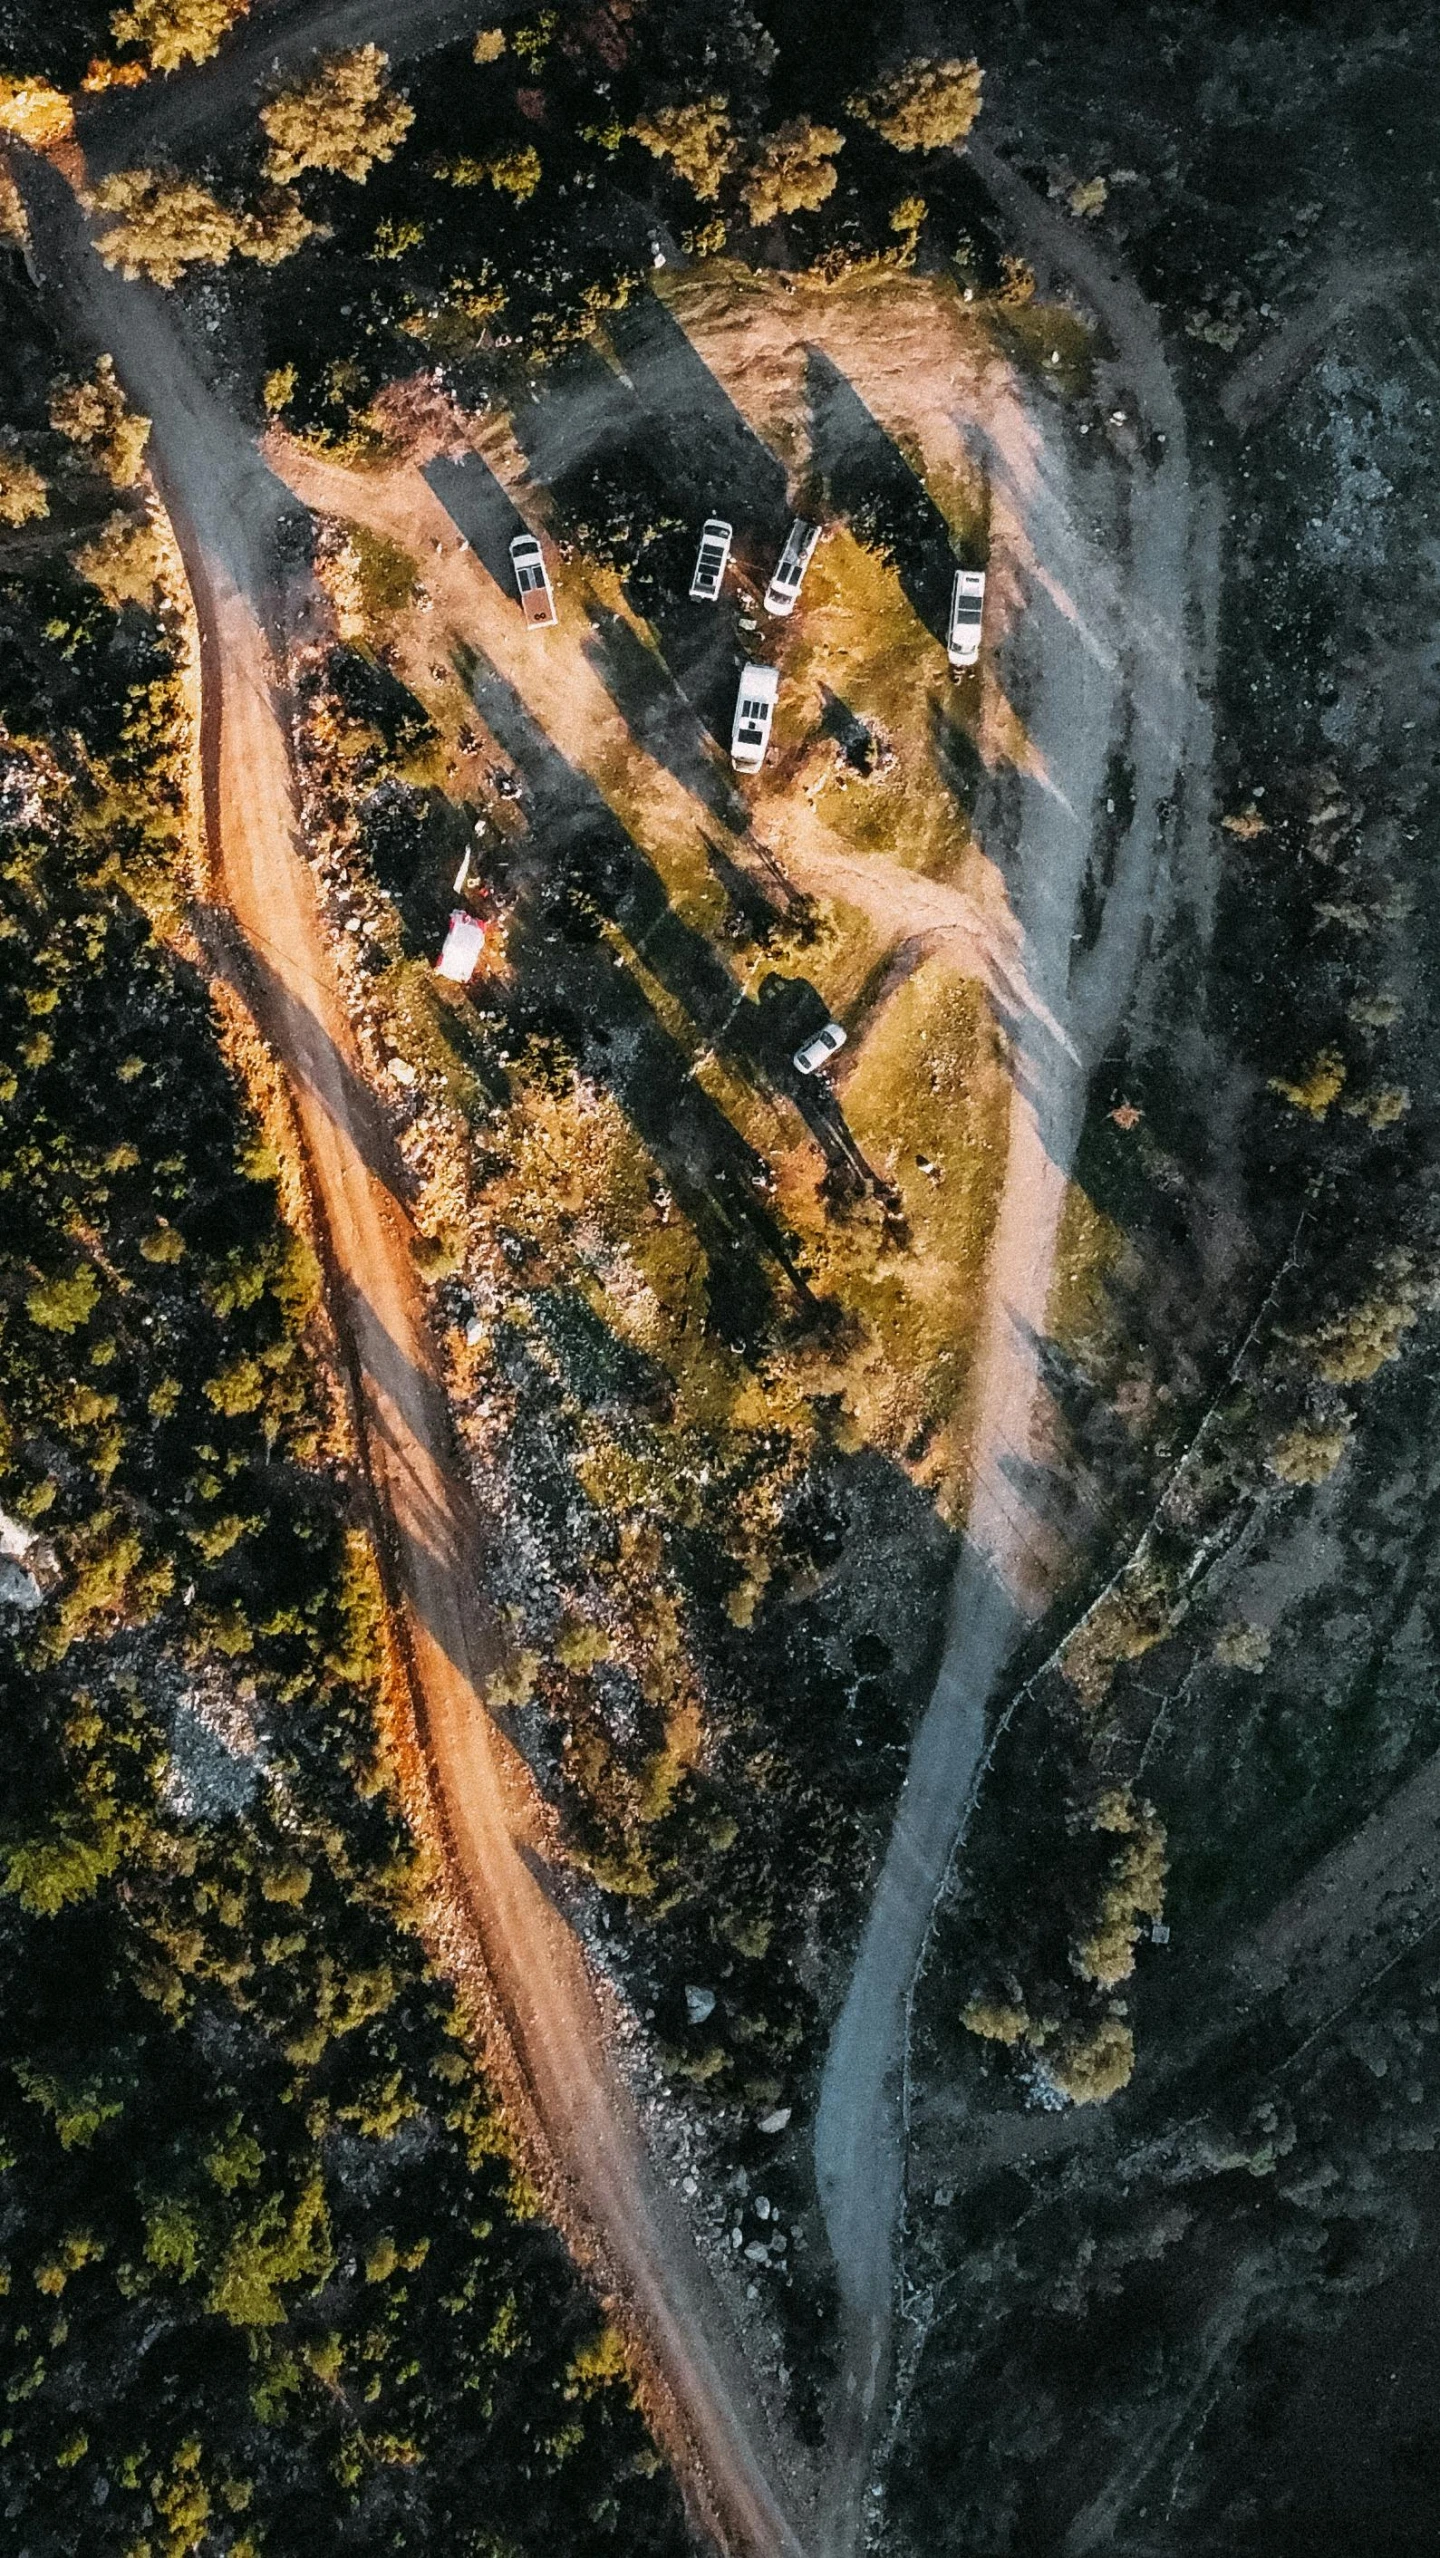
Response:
[386, 1056, 417, 1085]
[685, 1984, 717, 2024]
[758, 2107, 791, 2134]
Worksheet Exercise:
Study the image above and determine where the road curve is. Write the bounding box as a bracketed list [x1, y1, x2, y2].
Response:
[19, 147, 811, 2558]
[813, 141, 1218, 2554]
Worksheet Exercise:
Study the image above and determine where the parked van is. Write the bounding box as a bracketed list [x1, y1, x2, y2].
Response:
[947, 567, 986, 668]
[510, 532, 557, 628]
[731, 664, 779, 772]
[764, 517, 822, 617]
[690, 517, 733, 603]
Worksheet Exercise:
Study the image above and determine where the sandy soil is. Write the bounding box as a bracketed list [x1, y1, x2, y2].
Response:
[20, 146, 811, 2558]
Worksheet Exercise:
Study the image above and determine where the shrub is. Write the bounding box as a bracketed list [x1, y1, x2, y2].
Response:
[1047, 2016, 1134, 2105]
[0, 448, 47, 528]
[1269, 1047, 1345, 1118]
[110, 0, 250, 74]
[93, 169, 315, 285]
[848, 55, 984, 153]
[630, 96, 734, 200]
[73, 510, 165, 612]
[26, 1266, 99, 1332]
[50, 357, 151, 488]
[260, 46, 413, 186]
[1268, 1421, 1350, 1484]
[741, 120, 843, 226]
[1073, 1791, 1166, 1989]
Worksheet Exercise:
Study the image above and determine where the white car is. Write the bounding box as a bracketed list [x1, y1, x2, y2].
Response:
[794, 1021, 847, 1075]
[510, 532, 556, 628]
[731, 663, 779, 772]
[947, 566, 986, 668]
[689, 516, 733, 603]
[764, 517, 822, 617]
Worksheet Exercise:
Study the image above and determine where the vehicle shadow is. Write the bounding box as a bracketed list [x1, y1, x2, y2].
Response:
[582, 600, 750, 834]
[804, 346, 958, 646]
[423, 450, 533, 591]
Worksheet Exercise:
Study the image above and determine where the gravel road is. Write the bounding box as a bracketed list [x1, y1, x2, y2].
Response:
[812, 143, 1219, 2554]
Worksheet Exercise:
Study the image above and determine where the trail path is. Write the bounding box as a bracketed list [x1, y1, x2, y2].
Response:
[812, 143, 1219, 2551]
[20, 148, 809, 2558]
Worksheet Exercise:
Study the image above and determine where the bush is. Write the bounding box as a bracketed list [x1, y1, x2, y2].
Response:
[848, 55, 984, 153]
[93, 169, 315, 285]
[741, 119, 843, 226]
[1268, 1421, 1350, 1484]
[49, 356, 151, 488]
[0, 446, 47, 528]
[1047, 2016, 1134, 2105]
[260, 46, 414, 185]
[630, 95, 734, 200]
[109, 0, 249, 74]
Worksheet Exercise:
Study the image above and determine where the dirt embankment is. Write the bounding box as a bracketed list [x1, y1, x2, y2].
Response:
[19, 147, 811, 2558]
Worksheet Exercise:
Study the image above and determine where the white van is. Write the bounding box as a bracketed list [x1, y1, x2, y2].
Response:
[510, 532, 557, 628]
[689, 517, 733, 603]
[731, 664, 779, 772]
[764, 517, 822, 617]
[947, 567, 986, 668]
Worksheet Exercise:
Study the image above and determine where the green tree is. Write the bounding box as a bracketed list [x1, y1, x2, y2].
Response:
[110, 0, 250, 74]
[848, 55, 984, 152]
[93, 170, 315, 286]
[50, 356, 151, 488]
[741, 120, 843, 226]
[260, 46, 414, 185]
[0, 445, 47, 527]
[630, 95, 734, 200]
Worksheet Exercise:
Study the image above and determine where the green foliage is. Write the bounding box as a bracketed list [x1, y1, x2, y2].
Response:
[109, 0, 250, 74]
[260, 45, 415, 186]
[93, 168, 315, 287]
[49, 356, 151, 489]
[741, 119, 844, 226]
[847, 55, 984, 153]
[630, 95, 733, 200]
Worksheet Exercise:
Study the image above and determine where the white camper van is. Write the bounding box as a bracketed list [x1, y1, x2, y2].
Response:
[689, 517, 733, 603]
[764, 518, 822, 617]
[731, 664, 779, 772]
[947, 567, 986, 668]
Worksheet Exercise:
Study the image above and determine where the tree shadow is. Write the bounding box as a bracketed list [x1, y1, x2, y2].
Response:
[423, 450, 533, 592]
[607, 293, 793, 559]
[581, 599, 750, 832]
[192, 899, 418, 1212]
[804, 345, 958, 644]
[928, 695, 986, 819]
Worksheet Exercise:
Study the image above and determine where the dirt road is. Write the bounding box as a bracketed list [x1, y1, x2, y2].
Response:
[20, 149, 809, 2558]
[812, 146, 1219, 2551]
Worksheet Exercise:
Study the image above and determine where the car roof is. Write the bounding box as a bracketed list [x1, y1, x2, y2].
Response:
[510, 532, 542, 555]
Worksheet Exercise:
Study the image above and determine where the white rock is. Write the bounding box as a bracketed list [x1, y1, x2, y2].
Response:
[387, 1057, 417, 1085]
[758, 2107, 791, 2135]
[685, 1985, 717, 2024]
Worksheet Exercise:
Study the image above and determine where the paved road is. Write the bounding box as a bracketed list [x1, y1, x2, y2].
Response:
[812, 142, 1219, 2554]
[19, 146, 810, 2558]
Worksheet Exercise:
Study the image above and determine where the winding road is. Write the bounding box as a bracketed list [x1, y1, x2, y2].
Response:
[812, 140, 1218, 2550]
[18, 144, 809, 2558]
